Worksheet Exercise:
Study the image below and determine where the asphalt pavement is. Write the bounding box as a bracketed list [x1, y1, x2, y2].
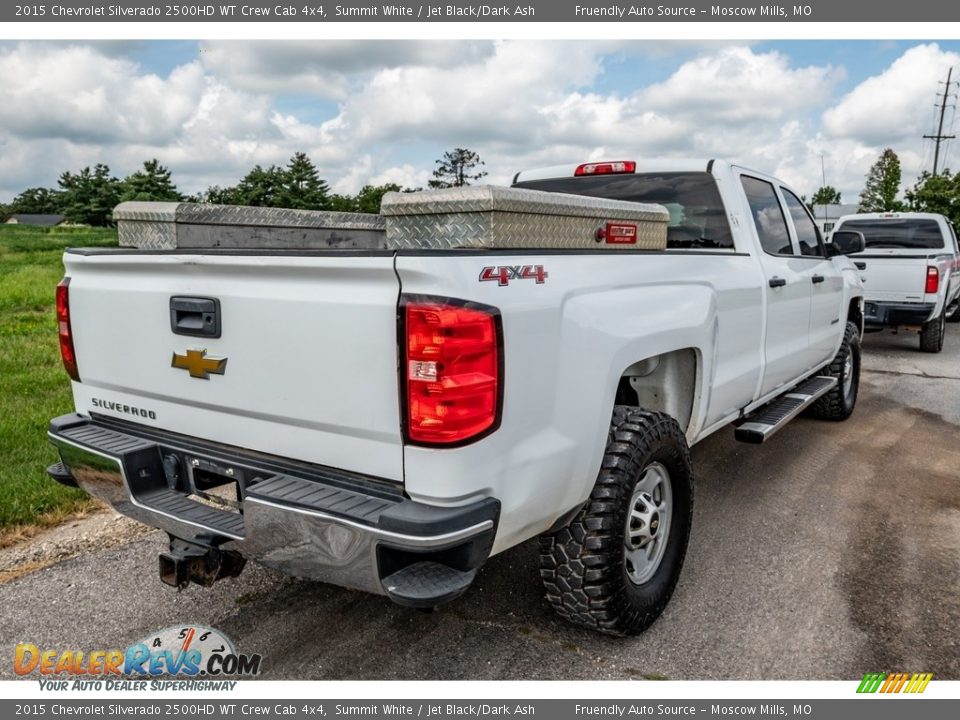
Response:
[2, 326, 958, 680]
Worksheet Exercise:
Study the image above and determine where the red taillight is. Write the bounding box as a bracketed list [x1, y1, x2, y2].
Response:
[926, 267, 940, 294]
[574, 160, 636, 177]
[403, 298, 501, 446]
[56, 278, 80, 382]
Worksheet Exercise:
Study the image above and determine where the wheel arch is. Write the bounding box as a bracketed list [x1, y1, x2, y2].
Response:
[847, 297, 864, 338]
[614, 347, 702, 443]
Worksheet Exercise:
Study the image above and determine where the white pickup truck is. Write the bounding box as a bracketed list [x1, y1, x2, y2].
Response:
[831, 212, 960, 352]
[47, 159, 865, 636]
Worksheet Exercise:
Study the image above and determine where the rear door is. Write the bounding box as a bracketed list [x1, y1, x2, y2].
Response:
[779, 187, 845, 365]
[737, 173, 812, 397]
[64, 251, 405, 482]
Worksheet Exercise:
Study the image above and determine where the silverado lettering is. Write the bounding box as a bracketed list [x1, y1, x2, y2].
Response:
[90, 398, 157, 420]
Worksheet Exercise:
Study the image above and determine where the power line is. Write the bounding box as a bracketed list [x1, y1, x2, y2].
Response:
[923, 67, 957, 176]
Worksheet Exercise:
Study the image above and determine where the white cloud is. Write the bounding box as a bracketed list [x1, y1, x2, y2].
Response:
[640, 46, 841, 122]
[823, 44, 960, 145]
[0, 40, 955, 208]
[198, 40, 494, 98]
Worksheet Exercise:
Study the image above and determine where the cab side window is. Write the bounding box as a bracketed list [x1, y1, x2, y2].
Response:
[947, 221, 960, 254]
[740, 176, 793, 256]
[782, 188, 825, 257]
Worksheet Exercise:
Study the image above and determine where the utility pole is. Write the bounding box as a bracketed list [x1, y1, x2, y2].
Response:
[923, 67, 956, 176]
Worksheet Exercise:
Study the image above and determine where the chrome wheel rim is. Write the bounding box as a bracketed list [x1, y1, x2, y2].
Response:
[842, 351, 854, 397]
[624, 462, 673, 585]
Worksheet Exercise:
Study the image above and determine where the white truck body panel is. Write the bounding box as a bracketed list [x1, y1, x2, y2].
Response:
[396, 251, 769, 551]
[64, 252, 405, 481]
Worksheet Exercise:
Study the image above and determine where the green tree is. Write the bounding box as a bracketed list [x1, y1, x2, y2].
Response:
[4, 187, 62, 214]
[327, 194, 358, 212]
[428, 148, 487, 189]
[58, 164, 122, 226]
[121, 159, 182, 202]
[905, 170, 960, 226]
[354, 183, 402, 214]
[192, 185, 239, 205]
[231, 165, 286, 207]
[859, 149, 904, 212]
[810, 185, 842, 207]
[277, 152, 330, 210]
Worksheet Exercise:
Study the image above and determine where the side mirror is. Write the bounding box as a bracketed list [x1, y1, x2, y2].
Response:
[827, 230, 865, 257]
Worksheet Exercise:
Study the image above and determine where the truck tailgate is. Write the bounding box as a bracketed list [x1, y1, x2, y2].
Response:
[856, 252, 928, 302]
[63, 251, 404, 482]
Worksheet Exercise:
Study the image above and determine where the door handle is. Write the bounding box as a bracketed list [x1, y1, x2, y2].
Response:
[854, 262, 866, 270]
[170, 297, 221, 338]
[768, 277, 787, 288]
[811, 274, 825, 284]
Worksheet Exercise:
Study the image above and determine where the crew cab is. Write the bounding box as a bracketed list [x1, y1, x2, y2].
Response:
[831, 212, 960, 352]
[47, 159, 865, 636]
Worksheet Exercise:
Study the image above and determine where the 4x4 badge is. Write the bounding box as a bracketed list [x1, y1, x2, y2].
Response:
[171, 348, 227, 380]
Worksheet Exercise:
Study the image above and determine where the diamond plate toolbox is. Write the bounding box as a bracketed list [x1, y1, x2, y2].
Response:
[113, 202, 387, 250]
[381, 186, 669, 250]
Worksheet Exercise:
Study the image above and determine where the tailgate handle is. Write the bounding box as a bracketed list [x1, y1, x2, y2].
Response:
[170, 297, 221, 338]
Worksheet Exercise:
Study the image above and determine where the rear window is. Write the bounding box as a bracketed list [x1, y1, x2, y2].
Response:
[839, 218, 945, 250]
[514, 172, 734, 250]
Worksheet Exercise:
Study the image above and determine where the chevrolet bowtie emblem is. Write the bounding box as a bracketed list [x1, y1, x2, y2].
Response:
[171, 348, 228, 379]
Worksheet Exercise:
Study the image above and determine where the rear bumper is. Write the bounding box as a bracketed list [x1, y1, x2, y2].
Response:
[48, 414, 498, 606]
[863, 301, 936, 328]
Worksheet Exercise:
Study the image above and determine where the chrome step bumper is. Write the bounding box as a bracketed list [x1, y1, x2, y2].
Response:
[48, 414, 498, 605]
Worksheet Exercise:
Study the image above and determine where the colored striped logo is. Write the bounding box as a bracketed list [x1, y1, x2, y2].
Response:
[857, 672, 933, 694]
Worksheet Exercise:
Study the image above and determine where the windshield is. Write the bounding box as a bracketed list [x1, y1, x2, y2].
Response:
[514, 171, 734, 250]
[839, 218, 945, 250]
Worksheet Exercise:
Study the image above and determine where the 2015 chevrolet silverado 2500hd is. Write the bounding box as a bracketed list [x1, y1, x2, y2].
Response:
[46, 159, 865, 636]
[831, 212, 960, 352]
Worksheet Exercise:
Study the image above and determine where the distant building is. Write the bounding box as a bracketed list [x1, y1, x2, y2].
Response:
[3, 214, 67, 227]
[810, 203, 859, 235]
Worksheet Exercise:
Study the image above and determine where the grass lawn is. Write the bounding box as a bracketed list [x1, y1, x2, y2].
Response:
[0, 225, 117, 540]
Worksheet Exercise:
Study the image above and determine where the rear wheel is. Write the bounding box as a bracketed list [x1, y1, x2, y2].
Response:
[919, 308, 946, 353]
[810, 321, 860, 421]
[539, 407, 693, 636]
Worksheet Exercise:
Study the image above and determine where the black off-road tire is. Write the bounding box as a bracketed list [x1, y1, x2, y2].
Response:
[539, 407, 694, 636]
[919, 308, 946, 352]
[809, 321, 861, 421]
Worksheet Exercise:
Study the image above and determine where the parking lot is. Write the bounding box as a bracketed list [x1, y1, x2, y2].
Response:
[2, 328, 958, 681]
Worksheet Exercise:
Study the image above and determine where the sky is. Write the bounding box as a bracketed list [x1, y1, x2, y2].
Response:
[2, 39, 960, 204]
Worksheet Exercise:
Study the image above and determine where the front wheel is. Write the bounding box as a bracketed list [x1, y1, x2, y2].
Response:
[539, 407, 694, 636]
[809, 321, 860, 421]
[920, 308, 946, 352]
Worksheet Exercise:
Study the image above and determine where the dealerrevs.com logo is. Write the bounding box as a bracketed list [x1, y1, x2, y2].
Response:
[15, 625, 262, 689]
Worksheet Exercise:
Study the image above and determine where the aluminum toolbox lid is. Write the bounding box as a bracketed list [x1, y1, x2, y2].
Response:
[380, 185, 668, 222]
[381, 185, 669, 250]
[113, 201, 386, 229]
[113, 202, 386, 250]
